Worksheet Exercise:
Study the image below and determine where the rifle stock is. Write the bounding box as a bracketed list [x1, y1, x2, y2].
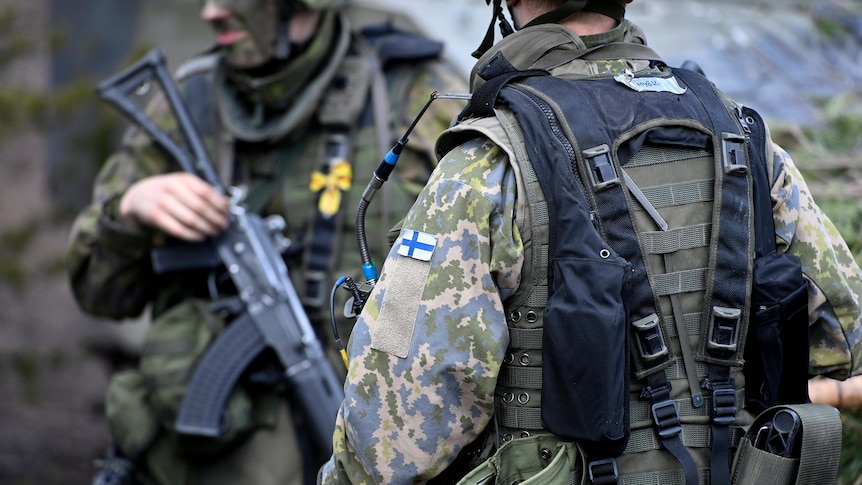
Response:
[97, 49, 344, 455]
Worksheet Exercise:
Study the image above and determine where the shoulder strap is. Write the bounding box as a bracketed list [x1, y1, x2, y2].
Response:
[746, 107, 777, 259]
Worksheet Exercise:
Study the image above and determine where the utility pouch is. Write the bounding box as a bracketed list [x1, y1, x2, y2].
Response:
[542, 257, 630, 456]
[744, 249, 810, 415]
[455, 433, 585, 485]
[105, 370, 160, 459]
[730, 403, 841, 485]
[744, 104, 811, 415]
[139, 298, 268, 457]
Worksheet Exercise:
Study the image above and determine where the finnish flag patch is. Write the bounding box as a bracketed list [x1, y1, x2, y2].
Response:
[397, 229, 437, 262]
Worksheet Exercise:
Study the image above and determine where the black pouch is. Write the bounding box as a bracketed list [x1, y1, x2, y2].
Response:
[745, 252, 810, 414]
[743, 106, 811, 414]
[541, 257, 629, 457]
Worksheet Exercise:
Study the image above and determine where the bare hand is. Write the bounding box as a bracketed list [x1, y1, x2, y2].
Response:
[118, 173, 230, 241]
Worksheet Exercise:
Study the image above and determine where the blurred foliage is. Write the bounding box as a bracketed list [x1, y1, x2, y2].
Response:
[0, 4, 127, 171]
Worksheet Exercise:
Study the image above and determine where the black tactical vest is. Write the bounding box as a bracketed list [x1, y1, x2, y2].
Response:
[455, 52, 793, 484]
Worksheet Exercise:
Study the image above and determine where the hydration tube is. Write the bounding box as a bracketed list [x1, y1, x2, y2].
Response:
[329, 91, 471, 365]
[355, 91, 472, 283]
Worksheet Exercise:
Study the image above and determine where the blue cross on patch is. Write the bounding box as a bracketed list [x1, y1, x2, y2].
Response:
[398, 229, 437, 262]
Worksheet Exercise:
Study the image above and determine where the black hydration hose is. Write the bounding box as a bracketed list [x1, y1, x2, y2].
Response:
[330, 91, 471, 365]
[355, 91, 471, 284]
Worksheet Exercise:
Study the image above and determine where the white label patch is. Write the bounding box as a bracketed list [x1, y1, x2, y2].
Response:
[397, 229, 437, 262]
[614, 70, 687, 94]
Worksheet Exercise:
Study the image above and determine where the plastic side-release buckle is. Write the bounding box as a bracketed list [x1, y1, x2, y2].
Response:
[584, 145, 620, 191]
[588, 458, 619, 485]
[721, 133, 748, 176]
[706, 306, 741, 352]
[303, 269, 329, 309]
[632, 313, 668, 361]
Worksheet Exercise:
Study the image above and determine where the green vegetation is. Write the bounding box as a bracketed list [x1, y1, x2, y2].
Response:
[0, 223, 35, 290]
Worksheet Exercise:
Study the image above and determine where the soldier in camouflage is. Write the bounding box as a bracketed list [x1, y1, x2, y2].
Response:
[66, 0, 466, 484]
[319, 0, 862, 483]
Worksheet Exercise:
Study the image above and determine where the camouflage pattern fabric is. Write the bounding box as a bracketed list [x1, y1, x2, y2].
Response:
[65, 7, 467, 485]
[319, 19, 862, 484]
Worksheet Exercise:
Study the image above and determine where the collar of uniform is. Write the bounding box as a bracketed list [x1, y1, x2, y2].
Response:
[579, 18, 628, 48]
[226, 8, 338, 110]
[470, 19, 653, 90]
[215, 9, 351, 142]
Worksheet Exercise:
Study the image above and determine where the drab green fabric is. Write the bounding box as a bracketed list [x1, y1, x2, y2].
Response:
[456, 434, 586, 485]
[106, 298, 274, 458]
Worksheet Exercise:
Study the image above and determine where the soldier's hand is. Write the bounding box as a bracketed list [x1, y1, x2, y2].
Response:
[119, 173, 230, 241]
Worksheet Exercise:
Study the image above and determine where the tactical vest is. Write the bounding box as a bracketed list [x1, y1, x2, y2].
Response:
[172, 23, 445, 321]
[442, 53, 836, 485]
[103, 16, 451, 470]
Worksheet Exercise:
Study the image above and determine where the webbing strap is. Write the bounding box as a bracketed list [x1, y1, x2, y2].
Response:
[625, 422, 744, 455]
[788, 403, 842, 484]
[497, 405, 544, 430]
[732, 404, 842, 484]
[508, 327, 544, 350]
[498, 366, 543, 389]
[638, 179, 714, 209]
[641, 224, 711, 255]
[709, 377, 737, 485]
[621, 468, 710, 485]
[661, 313, 701, 340]
[629, 388, 744, 424]
[652, 268, 707, 297]
[303, 132, 352, 313]
[644, 377, 700, 485]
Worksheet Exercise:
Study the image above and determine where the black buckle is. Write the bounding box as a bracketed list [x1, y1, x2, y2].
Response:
[721, 132, 748, 175]
[632, 313, 668, 361]
[651, 399, 682, 439]
[707, 306, 741, 352]
[588, 458, 619, 484]
[584, 145, 620, 191]
[711, 386, 737, 426]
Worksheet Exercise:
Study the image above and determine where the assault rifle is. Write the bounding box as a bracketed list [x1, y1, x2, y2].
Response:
[96, 49, 344, 455]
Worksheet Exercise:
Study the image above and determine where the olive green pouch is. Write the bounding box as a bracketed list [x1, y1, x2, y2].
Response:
[730, 403, 842, 485]
[137, 298, 262, 456]
[105, 369, 159, 458]
[456, 434, 586, 485]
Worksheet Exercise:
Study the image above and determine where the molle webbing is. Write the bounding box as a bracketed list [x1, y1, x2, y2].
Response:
[490, 61, 756, 484]
[494, 109, 551, 441]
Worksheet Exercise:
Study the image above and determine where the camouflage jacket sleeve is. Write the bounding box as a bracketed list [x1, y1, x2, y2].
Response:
[319, 137, 522, 484]
[66, 94, 176, 319]
[770, 142, 862, 379]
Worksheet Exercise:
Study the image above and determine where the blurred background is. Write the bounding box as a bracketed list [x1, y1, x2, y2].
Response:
[1, 0, 861, 483]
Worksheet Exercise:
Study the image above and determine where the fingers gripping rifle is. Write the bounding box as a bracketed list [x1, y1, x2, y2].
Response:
[97, 49, 344, 455]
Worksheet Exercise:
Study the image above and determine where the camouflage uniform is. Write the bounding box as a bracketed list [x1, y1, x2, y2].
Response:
[320, 19, 862, 484]
[67, 4, 466, 485]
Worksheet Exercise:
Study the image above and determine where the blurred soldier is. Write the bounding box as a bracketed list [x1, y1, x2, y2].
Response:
[66, 0, 466, 484]
[320, 0, 862, 484]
